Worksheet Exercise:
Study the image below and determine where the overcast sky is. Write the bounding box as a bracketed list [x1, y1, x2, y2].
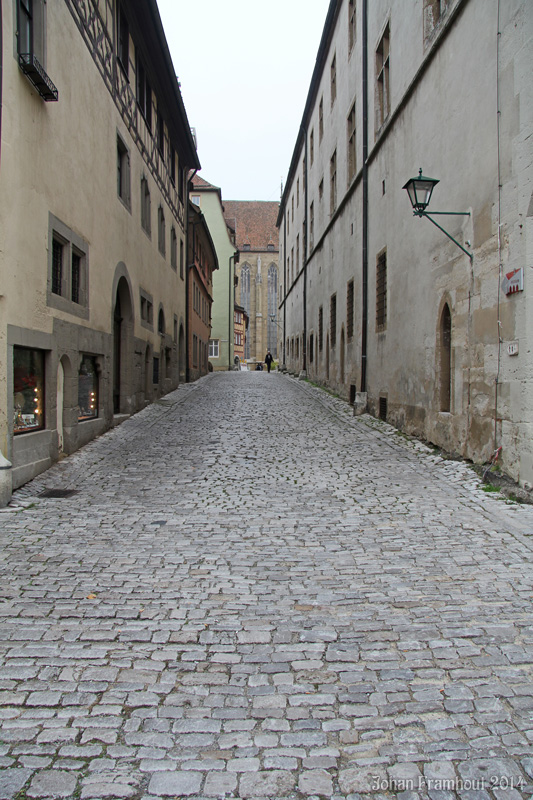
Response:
[156, 0, 331, 203]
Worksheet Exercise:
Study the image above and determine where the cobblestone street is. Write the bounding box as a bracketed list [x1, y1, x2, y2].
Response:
[1, 371, 533, 800]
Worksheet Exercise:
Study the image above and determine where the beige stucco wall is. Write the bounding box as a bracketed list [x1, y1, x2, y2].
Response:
[0, 1, 191, 490]
[280, 0, 532, 486]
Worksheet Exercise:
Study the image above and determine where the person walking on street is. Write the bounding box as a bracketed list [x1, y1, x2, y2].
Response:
[264, 351, 274, 373]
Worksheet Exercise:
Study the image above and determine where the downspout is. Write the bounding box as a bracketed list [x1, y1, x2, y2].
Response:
[185, 169, 198, 383]
[361, 0, 369, 393]
[494, 0, 503, 452]
[303, 127, 308, 375]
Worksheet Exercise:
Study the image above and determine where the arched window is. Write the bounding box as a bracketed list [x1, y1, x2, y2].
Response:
[240, 263, 250, 359]
[158, 308, 165, 336]
[267, 264, 278, 357]
[439, 303, 452, 412]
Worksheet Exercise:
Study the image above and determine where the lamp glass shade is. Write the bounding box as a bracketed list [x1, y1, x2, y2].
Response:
[403, 170, 439, 212]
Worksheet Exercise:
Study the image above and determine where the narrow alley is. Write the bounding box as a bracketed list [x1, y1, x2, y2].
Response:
[1, 372, 532, 799]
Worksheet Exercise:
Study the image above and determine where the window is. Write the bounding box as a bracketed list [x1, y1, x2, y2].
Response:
[296, 235, 300, 273]
[141, 176, 151, 235]
[319, 96, 324, 142]
[173, 315, 178, 344]
[16, 0, 57, 101]
[309, 202, 314, 249]
[319, 178, 324, 202]
[330, 149, 337, 215]
[291, 248, 294, 282]
[52, 238, 63, 296]
[330, 294, 337, 348]
[117, 3, 129, 76]
[309, 333, 314, 364]
[297, 179, 300, 207]
[180, 239, 184, 279]
[157, 110, 165, 157]
[349, 0, 356, 52]
[178, 163, 184, 202]
[424, 0, 447, 40]
[347, 103, 356, 184]
[158, 308, 165, 335]
[48, 215, 88, 315]
[310, 129, 314, 165]
[153, 356, 159, 385]
[191, 195, 201, 207]
[292, 195, 294, 222]
[347, 279, 354, 339]
[140, 288, 153, 328]
[78, 356, 98, 421]
[376, 24, 390, 130]
[318, 306, 323, 352]
[209, 339, 220, 358]
[376, 249, 387, 331]
[158, 206, 166, 256]
[331, 54, 337, 107]
[13, 347, 45, 434]
[170, 227, 177, 270]
[439, 304, 452, 411]
[169, 145, 176, 186]
[136, 51, 152, 130]
[117, 134, 131, 208]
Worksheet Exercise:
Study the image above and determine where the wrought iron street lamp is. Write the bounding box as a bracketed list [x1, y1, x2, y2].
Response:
[403, 168, 472, 261]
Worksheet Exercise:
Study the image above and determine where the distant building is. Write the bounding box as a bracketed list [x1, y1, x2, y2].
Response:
[190, 176, 238, 372]
[224, 202, 280, 364]
[0, 0, 199, 501]
[278, 0, 533, 487]
[234, 304, 249, 365]
[187, 201, 218, 382]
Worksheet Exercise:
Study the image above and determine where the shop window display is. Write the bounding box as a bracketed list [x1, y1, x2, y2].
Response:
[13, 347, 45, 433]
[78, 356, 98, 420]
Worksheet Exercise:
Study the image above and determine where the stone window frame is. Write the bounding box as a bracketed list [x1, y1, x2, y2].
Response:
[330, 52, 337, 108]
[158, 205, 166, 257]
[330, 293, 337, 349]
[347, 101, 356, 185]
[376, 248, 387, 332]
[376, 21, 391, 133]
[140, 174, 151, 237]
[348, 0, 356, 53]
[140, 287, 154, 331]
[170, 226, 178, 271]
[347, 279, 355, 340]
[47, 213, 89, 320]
[330, 149, 337, 216]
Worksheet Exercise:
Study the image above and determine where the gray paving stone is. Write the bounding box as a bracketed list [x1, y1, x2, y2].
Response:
[2, 373, 533, 795]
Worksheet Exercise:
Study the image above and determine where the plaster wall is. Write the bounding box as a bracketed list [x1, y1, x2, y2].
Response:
[0, 1, 191, 490]
[279, 0, 532, 485]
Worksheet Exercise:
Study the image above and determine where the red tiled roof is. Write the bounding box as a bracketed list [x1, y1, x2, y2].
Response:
[223, 201, 280, 252]
[191, 174, 220, 190]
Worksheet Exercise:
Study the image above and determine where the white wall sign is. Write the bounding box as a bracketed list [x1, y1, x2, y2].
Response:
[502, 267, 524, 295]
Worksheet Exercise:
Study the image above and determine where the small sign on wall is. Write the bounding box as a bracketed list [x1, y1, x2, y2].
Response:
[502, 267, 524, 295]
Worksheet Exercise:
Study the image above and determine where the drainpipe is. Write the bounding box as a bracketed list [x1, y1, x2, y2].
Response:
[185, 169, 198, 383]
[360, 0, 369, 393]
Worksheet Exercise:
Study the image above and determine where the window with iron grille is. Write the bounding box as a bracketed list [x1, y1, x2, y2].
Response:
[330, 294, 337, 348]
[52, 239, 63, 296]
[16, 0, 57, 102]
[347, 279, 354, 339]
[71, 252, 81, 304]
[376, 24, 390, 130]
[376, 250, 387, 331]
[349, 0, 356, 52]
[318, 306, 323, 352]
[347, 103, 356, 184]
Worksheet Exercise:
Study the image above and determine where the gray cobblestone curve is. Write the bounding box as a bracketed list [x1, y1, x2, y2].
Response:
[1, 372, 532, 800]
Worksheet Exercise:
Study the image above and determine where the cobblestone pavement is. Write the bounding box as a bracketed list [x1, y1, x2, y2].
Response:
[1, 372, 533, 800]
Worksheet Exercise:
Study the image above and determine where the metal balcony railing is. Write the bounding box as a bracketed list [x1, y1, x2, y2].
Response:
[19, 54, 58, 101]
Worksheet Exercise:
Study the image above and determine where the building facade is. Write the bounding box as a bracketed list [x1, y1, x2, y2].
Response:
[187, 201, 218, 382]
[278, 0, 532, 487]
[223, 202, 280, 365]
[190, 176, 238, 372]
[0, 0, 199, 500]
[234, 304, 249, 365]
